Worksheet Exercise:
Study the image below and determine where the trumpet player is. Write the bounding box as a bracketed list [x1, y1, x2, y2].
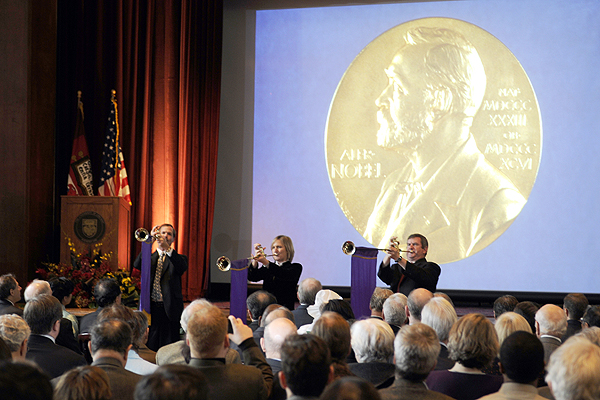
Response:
[247, 235, 302, 310]
[133, 224, 188, 351]
[377, 233, 440, 295]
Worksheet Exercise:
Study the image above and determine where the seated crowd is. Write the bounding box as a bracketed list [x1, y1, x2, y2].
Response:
[0, 272, 599, 400]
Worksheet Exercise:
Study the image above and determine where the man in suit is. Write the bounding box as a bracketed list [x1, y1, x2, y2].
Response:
[133, 223, 188, 351]
[535, 304, 567, 364]
[379, 323, 453, 400]
[279, 334, 333, 399]
[261, 317, 297, 400]
[24, 294, 87, 378]
[24, 279, 81, 354]
[562, 293, 588, 341]
[350, 318, 396, 389]
[377, 234, 440, 296]
[187, 304, 273, 400]
[247, 290, 277, 332]
[0, 274, 22, 316]
[89, 318, 142, 400]
[292, 278, 321, 329]
[156, 299, 240, 366]
[364, 27, 526, 261]
[80, 277, 122, 333]
[421, 297, 457, 371]
[479, 331, 546, 400]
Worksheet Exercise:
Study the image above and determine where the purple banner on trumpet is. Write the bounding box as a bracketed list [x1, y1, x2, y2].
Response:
[350, 247, 379, 319]
[230, 259, 250, 321]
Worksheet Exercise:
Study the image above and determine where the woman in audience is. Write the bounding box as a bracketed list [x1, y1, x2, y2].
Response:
[54, 365, 112, 400]
[298, 289, 342, 334]
[426, 313, 502, 400]
[247, 235, 303, 310]
[312, 311, 355, 380]
[483, 311, 531, 375]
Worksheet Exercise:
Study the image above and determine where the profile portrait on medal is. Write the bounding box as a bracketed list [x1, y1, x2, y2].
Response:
[363, 26, 526, 260]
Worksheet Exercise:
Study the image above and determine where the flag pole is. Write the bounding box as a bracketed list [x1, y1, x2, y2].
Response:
[111, 89, 120, 180]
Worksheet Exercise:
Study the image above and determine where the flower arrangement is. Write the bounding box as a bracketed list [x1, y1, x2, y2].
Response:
[36, 234, 140, 308]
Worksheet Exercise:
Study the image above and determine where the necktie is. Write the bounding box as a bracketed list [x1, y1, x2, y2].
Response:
[152, 253, 166, 302]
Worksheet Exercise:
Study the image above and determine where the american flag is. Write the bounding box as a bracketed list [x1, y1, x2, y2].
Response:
[98, 92, 131, 205]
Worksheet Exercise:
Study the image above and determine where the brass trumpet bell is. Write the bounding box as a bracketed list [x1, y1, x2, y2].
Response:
[216, 256, 231, 271]
[135, 228, 160, 243]
[342, 241, 356, 255]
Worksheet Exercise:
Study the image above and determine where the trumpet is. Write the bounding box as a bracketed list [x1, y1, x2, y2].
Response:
[217, 247, 274, 272]
[134, 227, 161, 243]
[342, 240, 408, 255]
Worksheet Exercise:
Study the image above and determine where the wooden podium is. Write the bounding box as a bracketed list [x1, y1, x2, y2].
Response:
[61, 196, 131, 270]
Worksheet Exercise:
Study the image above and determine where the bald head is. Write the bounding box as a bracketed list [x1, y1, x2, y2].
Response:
[298, 278, 322, 305]
[407, 288, 433, 324]
[24, 279, 52, 302]
[262, 318, 297, 359]
[535, 304, 567, 338]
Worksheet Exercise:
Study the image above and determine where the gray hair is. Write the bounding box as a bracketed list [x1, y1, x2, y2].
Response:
[394, 323, 440, 381]
[383, 293, 407, 326]
[180, 298, 213, 332]
[298, 278, 322, 305]
[546, 337, 600, 400]
[421, 297, 457, 342]
[535, 304, 567, 337]
[0, 314, 30, 352]
[351, 319, 395, 363]
[24, 279, 51, 302]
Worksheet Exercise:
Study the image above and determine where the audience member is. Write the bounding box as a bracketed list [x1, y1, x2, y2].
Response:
[280, 334, 332, 399]
[134, 364, 209, 400]
[370, 288, 393, 319]
[493, 295, 518, 319]
[407, 288, 433, 325]
[581, 304, 600, 328]
[349, 318, 395, 389]
[426, 313, 502, 400]
[483, 312, 532, 376]
[573, 325, 600, 347]
[187, 306, 273, 400]
[89, 318, 142, 400]
[298, 289, 342, 334]
[478, 331, 546, 400]
[321, 299, 355, 322]
[134, 311, 156, 364]
[545, 337, 600, 400]
[434, 292, 455, 307]
[24, 294, 86, 378]
[80, 278, 122, 334]
[312, 311, 354, 380]
[53, 365, 112, 400]
[561, 293, 588, 341]
[24, 278, 80, 353]
[0, 314, 30, 360]
[382, 293, 407, 334]
[0, 274, 23, 316]
[261, 317, 298, 375]
[247, 290, 278, 332]
[97, 304, 158, 375]
[293, 278, 322, 328]
[320, 376, 381, 400]
[0, 360, 53, 400]
[421, 296, 457, 371]
[514, 301, 539, 334]
[49, 276, 79, 335]
[254, 304, 288, 350]
[156, 299, 240, 366]
[379, 323, 453, 400]
[261, 317, 297, 400]
[534, 304, 567, 365]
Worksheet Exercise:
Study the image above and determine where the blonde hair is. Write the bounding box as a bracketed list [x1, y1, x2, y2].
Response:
[272, 235, 295, 262]
[186, 305, 227, 358]
[495, 312, 531, 347]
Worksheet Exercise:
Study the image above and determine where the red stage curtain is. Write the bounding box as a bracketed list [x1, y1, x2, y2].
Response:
[116, 0, 222, 300]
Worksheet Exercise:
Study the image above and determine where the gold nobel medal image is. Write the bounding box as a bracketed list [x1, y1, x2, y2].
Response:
[325, 18, 541, 264]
